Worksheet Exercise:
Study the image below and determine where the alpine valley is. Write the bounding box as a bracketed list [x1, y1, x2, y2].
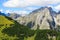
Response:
[0, 7, 60, 40]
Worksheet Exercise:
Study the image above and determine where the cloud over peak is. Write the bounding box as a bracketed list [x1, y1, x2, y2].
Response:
[54, 5, 60, 10]
[3, 0, 60, 8]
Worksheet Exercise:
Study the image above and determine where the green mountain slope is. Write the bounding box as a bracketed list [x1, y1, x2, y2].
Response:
[0, 15, 35, 40]
[0, 15, 15, 40]
[0, 15, 14, 24]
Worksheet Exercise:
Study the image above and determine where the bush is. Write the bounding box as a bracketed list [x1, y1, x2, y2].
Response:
[35, 29, 58, 40]
[35, 30, 49, 40]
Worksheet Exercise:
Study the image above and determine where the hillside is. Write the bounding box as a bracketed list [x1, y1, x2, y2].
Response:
[0, 15, 35, 40]
[0, 15, 15, 40]
[0, 15, 14, 25]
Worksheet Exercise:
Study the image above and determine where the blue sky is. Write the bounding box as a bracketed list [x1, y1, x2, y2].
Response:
[0, 0, 60, 16]
[0, 0, 27, 13]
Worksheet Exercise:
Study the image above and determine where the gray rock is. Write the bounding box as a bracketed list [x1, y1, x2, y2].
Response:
[9, 13, 21, 19]
[16, 7, 56, 30]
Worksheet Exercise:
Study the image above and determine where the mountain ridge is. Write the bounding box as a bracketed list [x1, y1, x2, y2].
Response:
[15, 7, 57, 30]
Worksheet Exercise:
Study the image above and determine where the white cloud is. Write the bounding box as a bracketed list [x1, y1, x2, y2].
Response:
[5, 10, 29, 16]
[5, 10, 11, 13]
[0, 9, 3, 12]
[3, 0, 60, 15]
[54, 5, 60, 10]
[3, 0, 60, 8]
[23, 7, 39, 11]
[13, 10, 29, 16]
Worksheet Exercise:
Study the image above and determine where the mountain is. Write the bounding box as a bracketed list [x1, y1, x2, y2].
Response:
[0, 9, 60, 40]
[0, 15, 30, 39]
[16, 7, 56, 30]
[30, 7, 57, 17]
[54, 14, 60, 26]
[0, 12, 6, 16]
[8, 13, 21, 19]
[57, 11, 60, 14]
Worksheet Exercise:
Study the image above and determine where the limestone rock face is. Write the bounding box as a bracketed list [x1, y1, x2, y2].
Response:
[16, 7, 56, 30]
[9, 13, 21, 19]
[54, 14, 60, 26]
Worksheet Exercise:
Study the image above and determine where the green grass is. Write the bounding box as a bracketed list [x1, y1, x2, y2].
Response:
[0, 15, 16, 40]
[26, 34, 36, 40]
[0, 15, 14, 24]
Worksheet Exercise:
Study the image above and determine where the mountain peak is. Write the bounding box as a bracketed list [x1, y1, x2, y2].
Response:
[37, 7, 52, 10]
[30, 7, 53, 14]
[16, 6, 56, 30]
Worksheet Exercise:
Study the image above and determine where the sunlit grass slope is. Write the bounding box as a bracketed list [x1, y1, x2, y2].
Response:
[0, 15, 16, 40]
[0, 15, 35, 40]
[0, 15, 14, 25]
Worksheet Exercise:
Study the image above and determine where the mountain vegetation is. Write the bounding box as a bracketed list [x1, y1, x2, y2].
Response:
[0, 15, 60, 40]
[0, 7, 60, 40]
[0, 15, 35, 40]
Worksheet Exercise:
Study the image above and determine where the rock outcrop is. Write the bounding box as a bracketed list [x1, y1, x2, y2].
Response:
[54, 14, 60, 26]
[9, 13, 21, 19]
[16, 7, 56, 30]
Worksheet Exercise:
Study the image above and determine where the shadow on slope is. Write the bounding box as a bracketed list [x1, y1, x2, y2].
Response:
[2, 21, 35, 40]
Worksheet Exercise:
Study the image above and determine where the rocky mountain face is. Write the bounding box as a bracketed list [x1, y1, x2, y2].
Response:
[15, 7, 57, 30]
[8, 13, 21, 19]
[54, 14, 60, 26]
